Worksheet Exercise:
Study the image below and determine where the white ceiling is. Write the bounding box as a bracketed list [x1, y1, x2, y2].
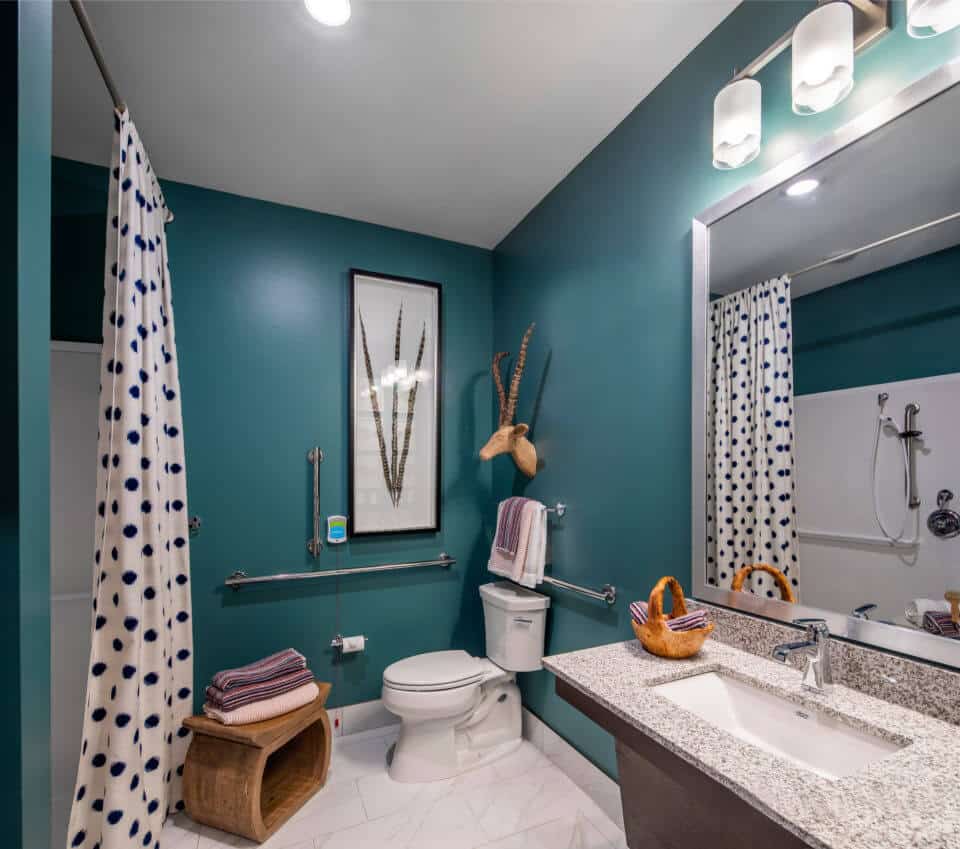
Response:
[53, 0, 739, 248]
[709, 79, 960, 299]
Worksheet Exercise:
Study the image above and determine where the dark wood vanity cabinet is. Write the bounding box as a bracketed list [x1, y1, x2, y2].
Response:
[556, 678, 809, 849]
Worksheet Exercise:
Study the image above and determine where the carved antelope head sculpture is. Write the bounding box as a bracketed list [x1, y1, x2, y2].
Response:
[480, 323, 537, 478]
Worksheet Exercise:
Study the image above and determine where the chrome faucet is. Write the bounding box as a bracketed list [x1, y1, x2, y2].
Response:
[772, 619, 834, 693]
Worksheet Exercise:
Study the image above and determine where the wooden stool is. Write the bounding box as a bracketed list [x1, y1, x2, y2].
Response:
[182, 683, 332, 843]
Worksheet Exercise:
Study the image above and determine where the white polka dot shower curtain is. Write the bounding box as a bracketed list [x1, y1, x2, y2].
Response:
[705, 276, 800, 599]
[67, 110, 193, 849]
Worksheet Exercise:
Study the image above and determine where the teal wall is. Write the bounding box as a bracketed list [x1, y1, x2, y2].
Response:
[51, 157, 494, 712]
[793, 243, 960, 395]
[492, 1, 960, 778]
[4, 1, 53, 847]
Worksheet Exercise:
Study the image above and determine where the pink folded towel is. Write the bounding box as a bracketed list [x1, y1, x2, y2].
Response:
[203, 681, 319, 725]
[211, 648, 306, 691]
[630, 600, 708, 632]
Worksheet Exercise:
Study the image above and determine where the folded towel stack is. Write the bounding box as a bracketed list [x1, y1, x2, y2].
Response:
[905, 599, 950, 627]
[922, 611, 960, 639]
[488, 497, 547, 588]
[203, 649, 318, 725]
[629, 600, 708, 632]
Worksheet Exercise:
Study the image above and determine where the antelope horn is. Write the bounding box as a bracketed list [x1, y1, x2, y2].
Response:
[492, 351, 509, 425]
[505, 323, 535, 425]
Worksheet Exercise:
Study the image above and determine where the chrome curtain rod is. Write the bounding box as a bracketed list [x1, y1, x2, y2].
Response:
[225, 553, 455, 589]
[70, 0, 126, 112]
[788, 210, 960, 279]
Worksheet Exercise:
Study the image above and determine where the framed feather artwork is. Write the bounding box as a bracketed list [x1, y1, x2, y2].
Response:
[349, 269, 442, 535]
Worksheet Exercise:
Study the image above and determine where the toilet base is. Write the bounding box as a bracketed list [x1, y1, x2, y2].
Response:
[388, 680, 522, 783]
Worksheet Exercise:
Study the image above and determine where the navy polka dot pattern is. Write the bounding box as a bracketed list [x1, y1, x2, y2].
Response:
[68, 110, 193, 849]
[705, 277, 801, 598]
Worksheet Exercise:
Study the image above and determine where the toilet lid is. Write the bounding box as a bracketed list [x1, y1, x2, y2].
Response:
[383, 650, 484, 692]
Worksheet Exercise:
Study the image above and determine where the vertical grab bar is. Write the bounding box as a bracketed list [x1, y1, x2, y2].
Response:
[903, 404, 921, 509]
[307, 447, 323, 558]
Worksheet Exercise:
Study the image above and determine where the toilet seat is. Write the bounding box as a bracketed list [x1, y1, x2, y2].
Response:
[383, 650, 485, 692]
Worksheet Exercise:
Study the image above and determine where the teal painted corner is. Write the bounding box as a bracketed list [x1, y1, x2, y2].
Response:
[492, 1, 960, 779]
[51, 157, 496, 715]
[793, 243, 960, 396]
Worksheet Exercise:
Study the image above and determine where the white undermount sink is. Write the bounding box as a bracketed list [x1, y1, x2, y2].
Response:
[652, 672, 906, 780]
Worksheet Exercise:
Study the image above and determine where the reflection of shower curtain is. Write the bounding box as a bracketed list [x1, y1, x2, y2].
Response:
[68, 111, 192, 849]
[706, 276, 800, 598]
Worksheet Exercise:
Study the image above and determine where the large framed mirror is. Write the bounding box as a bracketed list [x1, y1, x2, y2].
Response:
[692, 57, 960, 670]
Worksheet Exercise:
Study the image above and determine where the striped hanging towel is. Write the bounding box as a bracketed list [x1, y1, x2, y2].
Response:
[495, 497, 531, 556]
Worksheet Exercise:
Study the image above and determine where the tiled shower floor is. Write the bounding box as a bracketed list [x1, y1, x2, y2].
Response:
[162, 726, 627, 849]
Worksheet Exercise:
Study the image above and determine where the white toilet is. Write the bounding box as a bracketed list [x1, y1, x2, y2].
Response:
[382, 581, 550, 783]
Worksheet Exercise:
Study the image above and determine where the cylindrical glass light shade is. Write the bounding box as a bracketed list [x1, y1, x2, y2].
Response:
[712, 79, 762, 170]
[792, 1, 854, 115]
[907, 0, 960, 37]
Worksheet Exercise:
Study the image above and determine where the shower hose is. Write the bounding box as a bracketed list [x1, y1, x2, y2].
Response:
[871, 414, 916, 544]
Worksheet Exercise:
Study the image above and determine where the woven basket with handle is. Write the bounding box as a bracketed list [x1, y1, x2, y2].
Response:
[730, 563, 796, 603]
[632, 576, 714, 659]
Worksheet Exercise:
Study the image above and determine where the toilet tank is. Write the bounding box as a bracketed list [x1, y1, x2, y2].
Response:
[480, 582, 550, 672]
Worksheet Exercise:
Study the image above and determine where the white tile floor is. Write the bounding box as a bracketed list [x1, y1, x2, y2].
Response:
[163, 726, 627, 849]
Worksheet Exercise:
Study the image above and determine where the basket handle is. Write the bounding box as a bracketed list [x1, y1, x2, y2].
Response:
[730, 564, 796, 603]
[647, 576, 688, 621]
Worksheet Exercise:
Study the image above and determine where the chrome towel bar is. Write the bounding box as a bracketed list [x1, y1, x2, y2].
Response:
[226, 553, 455, 589]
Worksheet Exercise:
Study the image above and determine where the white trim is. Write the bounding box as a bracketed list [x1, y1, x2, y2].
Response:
[50, 340, 102, 354]
[334, 698, 399, 738]
[521, 707, 624, 831]
[796, 370, 960, 403]
[51, 593, 91, 603]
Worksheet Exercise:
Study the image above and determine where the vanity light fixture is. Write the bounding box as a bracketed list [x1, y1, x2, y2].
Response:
[907, 0, 960, 37]
[711, 0, 890, 169]
[792, 1, 855, 114]
[304, 0, 351, 26]
[785, 178, 820, 197]
[712, 79, 762, 170]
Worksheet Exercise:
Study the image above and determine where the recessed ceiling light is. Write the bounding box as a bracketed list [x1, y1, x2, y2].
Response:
[305, 0, 351, 27]
[786, 178, 819, 198]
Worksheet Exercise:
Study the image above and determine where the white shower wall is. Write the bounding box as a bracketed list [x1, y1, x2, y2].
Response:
[50, 343, 100, 849]
[795, 372, 960, 625]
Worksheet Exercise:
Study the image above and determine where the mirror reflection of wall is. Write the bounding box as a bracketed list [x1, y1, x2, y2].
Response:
[705, 79, 960, 637]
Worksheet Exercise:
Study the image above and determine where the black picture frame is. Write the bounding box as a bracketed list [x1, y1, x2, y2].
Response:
[348, 269, 442, 536]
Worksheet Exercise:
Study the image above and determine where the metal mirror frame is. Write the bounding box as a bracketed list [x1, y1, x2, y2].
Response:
[691, 57, 960, 671]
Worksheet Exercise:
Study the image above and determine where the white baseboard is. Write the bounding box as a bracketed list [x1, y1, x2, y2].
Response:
[333, 698, 400, 738]
[521, 707, 624, 832]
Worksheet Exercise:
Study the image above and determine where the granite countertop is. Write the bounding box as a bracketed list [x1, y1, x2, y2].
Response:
[543, 639, 960, 849]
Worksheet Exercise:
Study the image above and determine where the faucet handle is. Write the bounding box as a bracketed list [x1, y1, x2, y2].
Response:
[793, 617, 829, 639]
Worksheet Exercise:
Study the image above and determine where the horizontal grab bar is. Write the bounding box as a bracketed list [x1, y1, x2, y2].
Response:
[798, 530, 919, 550]
[542, 575, 617, 605]
[226, 553, 455, 589]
